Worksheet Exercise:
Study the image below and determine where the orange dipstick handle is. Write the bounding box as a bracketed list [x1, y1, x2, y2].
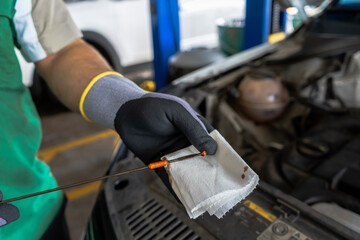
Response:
[148, 160, 169, 169]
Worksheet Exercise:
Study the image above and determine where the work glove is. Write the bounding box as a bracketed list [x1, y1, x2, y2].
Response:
[80, 72, 217, 190]
[0, 191, 20, 227]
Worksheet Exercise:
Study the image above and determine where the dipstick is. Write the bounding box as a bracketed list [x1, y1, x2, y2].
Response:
[164, 151, 206, 163]
[0, 151, 206, 204]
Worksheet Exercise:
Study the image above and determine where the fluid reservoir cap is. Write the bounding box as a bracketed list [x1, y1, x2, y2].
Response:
[236, 69, 289, 122]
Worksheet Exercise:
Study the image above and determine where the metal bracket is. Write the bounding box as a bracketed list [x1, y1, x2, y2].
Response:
[273, 199, 300, 223]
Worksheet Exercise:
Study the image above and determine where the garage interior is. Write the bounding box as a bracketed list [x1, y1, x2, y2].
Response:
[4, 0, 360, 240]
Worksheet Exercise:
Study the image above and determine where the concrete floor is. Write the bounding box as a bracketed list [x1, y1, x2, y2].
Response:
[38, 69, 153, 240]
[40, 112, 115, 240]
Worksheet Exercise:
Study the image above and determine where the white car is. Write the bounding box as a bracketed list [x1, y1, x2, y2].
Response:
[18, 0, 244, 95]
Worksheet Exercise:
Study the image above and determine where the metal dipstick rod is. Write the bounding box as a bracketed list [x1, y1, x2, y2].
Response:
[0, 151, 206, 205]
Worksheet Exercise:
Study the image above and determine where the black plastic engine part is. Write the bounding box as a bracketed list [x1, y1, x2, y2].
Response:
[278, 115, 360, 215]
[85, 156, 359, 240]
[336, 167, 360, 199]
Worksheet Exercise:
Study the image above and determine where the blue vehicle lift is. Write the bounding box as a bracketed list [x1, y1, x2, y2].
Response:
[150, 0, 180, 89]
[243, 0, 272, 50]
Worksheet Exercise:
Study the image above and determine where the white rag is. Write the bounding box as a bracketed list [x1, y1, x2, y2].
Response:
[164, 130, 259, 219]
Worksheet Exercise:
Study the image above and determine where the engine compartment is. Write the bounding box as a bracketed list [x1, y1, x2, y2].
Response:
[86, 5, 360, 240]
[173, 46, 360, 233]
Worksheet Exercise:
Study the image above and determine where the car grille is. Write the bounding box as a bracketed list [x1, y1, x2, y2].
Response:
[126, 198, 201, 240]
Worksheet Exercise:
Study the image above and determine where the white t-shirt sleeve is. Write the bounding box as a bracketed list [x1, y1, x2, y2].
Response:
[12, 0, 82, 62]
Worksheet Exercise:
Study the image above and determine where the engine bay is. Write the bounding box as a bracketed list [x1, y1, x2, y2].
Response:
[87, 7, 360, 240]
[173, 47, 360, 234]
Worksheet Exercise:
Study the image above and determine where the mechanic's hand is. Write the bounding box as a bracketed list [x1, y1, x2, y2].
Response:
[0, 191, 20, 227]
[114, 92, 217, 191]
[80, 73, 217, 193]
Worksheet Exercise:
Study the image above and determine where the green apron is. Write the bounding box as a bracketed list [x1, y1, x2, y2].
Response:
[0, 1, 62, 239]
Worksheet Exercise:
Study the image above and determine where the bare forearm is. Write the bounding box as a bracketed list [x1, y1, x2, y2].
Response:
[35, 39, 112, 112]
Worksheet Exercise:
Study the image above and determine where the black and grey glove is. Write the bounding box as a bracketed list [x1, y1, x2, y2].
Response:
[80, 72, 217, 189]
[0, 191, 20, 227]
